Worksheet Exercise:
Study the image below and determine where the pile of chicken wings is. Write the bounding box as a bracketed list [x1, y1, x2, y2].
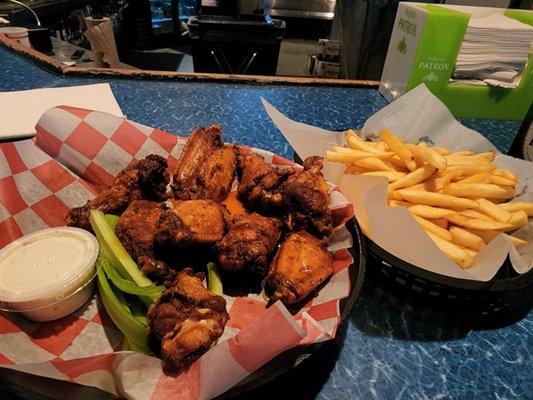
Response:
[66, 125, 335, 371]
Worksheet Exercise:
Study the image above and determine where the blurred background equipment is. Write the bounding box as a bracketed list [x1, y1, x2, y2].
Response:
[310, 38, 340, 77]
[187, 13, 285, 75]
[262, 0, 336, 20]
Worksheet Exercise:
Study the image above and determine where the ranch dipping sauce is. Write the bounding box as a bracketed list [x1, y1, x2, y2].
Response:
[0, 228, 99, 321]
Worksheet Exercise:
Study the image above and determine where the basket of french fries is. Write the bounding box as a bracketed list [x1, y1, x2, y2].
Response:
[263, 84, 533, 295]
[326, 129, 533, 293]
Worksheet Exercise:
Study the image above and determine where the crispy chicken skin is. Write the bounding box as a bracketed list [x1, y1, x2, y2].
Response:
[237, 150, 293, 210]
[217, 213, 282, 274]
[115, 200, 175, 285]
[198, 145, 238, 202]
[147, 268, 229, 371]
[116, 199, 230, 284]
[172, 125, 237, 202]
[65, 155, 169, 231]
[267, 231, 333, 306]
[282, 156, 333, 237]
[169, 199, 229, 244]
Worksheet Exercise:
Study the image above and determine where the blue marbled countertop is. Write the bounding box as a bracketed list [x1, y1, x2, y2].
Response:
[1, 47, 531, 399]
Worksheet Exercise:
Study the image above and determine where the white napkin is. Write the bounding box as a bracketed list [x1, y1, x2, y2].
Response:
[453, 13, 533, 88]
[0, 83, 123, 140]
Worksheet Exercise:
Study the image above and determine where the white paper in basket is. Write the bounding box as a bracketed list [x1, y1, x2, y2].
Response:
[262, 84, 533, 281]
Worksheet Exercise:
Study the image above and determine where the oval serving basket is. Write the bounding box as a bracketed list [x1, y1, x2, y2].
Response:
[293, 152, 533, 307]
[367, 238, 533, 299]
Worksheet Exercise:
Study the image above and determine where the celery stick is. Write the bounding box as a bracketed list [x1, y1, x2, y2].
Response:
[90, 210, 155, 290]
[207, 262, 223, 295]
[97, 266, 148, 353]
[129, 298, 149, 326]
[105, 214, 119, 231]
[122, 339, 132, 351]
[100, 257, 164, 297]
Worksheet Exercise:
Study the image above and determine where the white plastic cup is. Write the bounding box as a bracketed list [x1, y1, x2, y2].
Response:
[0, 228, 99, 322]
[0, 27, 31, 48]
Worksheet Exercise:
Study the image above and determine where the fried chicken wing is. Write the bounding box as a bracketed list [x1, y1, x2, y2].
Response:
[197, 145, 238, 202]
[282, 156, 333, 237]
[172, 125, 237, 202]
[237, 150, 293, 211]
[267, 231, 333, 306]
[217, 213, 282, 274]
[115, 200, 175, 285]
[147, 268, 229, 371]
[66, 155, 169, 231]
[170, 199, 229, 244]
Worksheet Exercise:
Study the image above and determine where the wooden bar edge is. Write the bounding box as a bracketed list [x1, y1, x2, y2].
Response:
[0, 36, 65, 74]
[0, 36, 379, 88]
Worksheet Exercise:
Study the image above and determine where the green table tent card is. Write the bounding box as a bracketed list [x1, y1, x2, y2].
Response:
[380, 3, 533, 121]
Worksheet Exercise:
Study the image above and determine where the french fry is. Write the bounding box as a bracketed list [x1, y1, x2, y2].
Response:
[445, 214, 514, 231]
[492, 169, 518, 183]
[486, 197, 506, 204]
[346, 132, 388, 155]
[397, 189, 478, 210]
[456, 173, 490, 184]
[477, 151, 496, 162]
[425, 231, 474, 269]
[408, 142, 447, 171]
[445, 164, 496, 176]
[449, 226, 485, 251]
[410, 214, 453, 241]
[432, 146, 452, 156]
[460, 209, 494, 221]
[489, 175, 516, 186]
[360, 170, 407, 182]
[426, 172, 461, 191]
[467, 229, 528, 248]
[390, 190, 404, 201]
[344, 165, 368, 174]
[388, 155, 410, 171]
[509, 236, 528, 248]
[428, 218, 449, 229]
[380, 129, 417, 171]
[353, 157, 395, 171]
[389, 165, 436, 190]
[329, 147, 394, 160]
[508, 210, 529, 230]
[451, 151, 474, 157]
[372, 142, 390, 151]
[408, 204, 457, 219]
[443, 183, 515, 200]
[460, 246, 478, 258]
[465, 228, 499, 244]
[406, 172, 459, 192]
[499, 202, 533, 217]
[475, 198, 513, 223]
[446, 155, 491, 166]
[388, 200, 412, 208]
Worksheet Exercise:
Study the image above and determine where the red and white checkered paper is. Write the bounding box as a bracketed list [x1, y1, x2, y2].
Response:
[0, 106, 355, 399]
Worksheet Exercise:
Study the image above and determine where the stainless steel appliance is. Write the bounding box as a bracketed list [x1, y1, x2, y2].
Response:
[262, 0, 336, 20]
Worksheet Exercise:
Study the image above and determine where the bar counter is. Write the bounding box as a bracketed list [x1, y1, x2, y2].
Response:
[1, 44, 531, 399]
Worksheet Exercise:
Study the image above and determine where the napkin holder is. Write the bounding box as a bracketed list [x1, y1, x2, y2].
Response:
[380, 3, 533, 121]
